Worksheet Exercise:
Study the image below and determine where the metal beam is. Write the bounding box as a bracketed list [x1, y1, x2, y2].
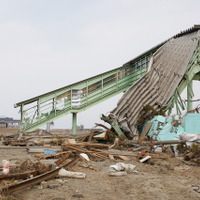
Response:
[15, 49, 157, 132]
[166, 43, 200, 113]
[14, 26, 200, 132]
[72, 112, 77, 135]
[187, 80, 193, 111]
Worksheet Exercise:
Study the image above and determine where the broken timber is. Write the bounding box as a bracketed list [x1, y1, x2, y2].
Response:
[2, 156, 80, 195]
[55, 151, 72, 166]
[62, 142, 110, 149]
[66, 145, 166, 159]
[65, 145, 108, 160]
[35, 151, 70, 160]
[142, 140, 186, 145]
[0, 171, 38, 180]
[138, 122, 153, 142]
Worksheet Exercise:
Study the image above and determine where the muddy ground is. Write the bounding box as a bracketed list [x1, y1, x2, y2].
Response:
[0, 128, 200, 200]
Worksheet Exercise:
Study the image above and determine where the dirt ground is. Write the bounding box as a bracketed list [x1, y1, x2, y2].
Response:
[0, 128, 200, 200]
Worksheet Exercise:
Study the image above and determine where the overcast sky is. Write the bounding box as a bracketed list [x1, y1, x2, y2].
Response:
[0, 0, 200, 129]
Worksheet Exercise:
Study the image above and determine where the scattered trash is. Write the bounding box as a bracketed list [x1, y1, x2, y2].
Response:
[109, 171, 127, 176]
[58, 168, 86, 179]
[108, 155, 115, 160]
[2, 160, 10, 175]
[2, 157, 80, 195]
[72, 194, 84, 199]
[79, 153, 90, 161]
[110, 138, 119, 148]
[118, 155, 131, 161]
[140, 150, 148, 156]
[1, 24, 200, 200]
[109, 162, 137, 173]
[109, 163, 125, 172]
[44, 149, 57, 154]
[140, 156, 151, 163]
[47, 184, 61, 189]
[40, 181, 48, 189]
[191, 185, 200, 193]
[154, 146, 162, 152]
[79, 164, 95, 171]
[179, 133, 200, 145]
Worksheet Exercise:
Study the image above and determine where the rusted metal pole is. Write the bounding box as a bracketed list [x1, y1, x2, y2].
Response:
[187, 80, 193, 111]
[142, 140, 186, 145]
[2, 156, 80, 195]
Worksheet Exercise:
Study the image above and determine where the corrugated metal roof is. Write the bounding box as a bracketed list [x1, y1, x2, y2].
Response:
[111, 27, 200, 136]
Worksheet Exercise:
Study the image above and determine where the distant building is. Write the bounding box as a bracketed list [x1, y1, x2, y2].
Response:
[0, 116, 20, 128]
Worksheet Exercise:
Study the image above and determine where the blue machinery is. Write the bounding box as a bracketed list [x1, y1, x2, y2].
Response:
[14, 25, 200, 134]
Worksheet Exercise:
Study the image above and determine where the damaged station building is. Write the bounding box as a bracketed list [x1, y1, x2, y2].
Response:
[1, 25, 200, 198]
[106, 24, 200, 145]
[14, 25, 200, 145]
[0, 116, 20, 128]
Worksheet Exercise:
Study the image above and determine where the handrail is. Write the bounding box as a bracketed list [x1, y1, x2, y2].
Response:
[15, 45, 161, 132]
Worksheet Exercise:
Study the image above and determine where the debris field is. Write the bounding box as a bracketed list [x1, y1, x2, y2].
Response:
[0, 127, 199, 200]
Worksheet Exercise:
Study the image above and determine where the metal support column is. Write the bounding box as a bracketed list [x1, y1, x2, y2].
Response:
[187, 80, 193, 111]
[46, 122, 51, 132]
[37, 99, 40, 117]
[72, 112, 77, 135]
[20, 104, 24, 131]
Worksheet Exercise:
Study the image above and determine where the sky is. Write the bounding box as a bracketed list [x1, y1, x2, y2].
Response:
[0, 0, 200, 129]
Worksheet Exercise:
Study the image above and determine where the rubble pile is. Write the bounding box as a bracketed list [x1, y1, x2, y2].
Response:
[10, 159, 51, 174]
[0, 116, 200, 199]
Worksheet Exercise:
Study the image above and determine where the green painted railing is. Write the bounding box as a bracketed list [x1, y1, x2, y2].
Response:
[15, 44, 163, 132]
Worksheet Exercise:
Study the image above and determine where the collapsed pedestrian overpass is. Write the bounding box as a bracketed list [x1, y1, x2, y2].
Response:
[15, 25, 200, 134]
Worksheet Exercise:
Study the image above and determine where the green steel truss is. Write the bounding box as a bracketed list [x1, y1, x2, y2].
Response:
[14, 38, 200, 133]
[15, 44, 163, 132]
[166, 41, 200, 114]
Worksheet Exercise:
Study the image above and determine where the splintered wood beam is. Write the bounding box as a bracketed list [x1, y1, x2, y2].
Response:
[0, 171, 38, 180]
[62, 142, 110, 149]
[2, 156, 80, 195]
[55, 151, 72, 166]
[142, 140, 186, 145]
[35, 151, 71, 159]
[66, 145, 108, 160]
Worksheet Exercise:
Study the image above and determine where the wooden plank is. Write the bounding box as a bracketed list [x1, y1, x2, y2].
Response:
[88, 131, 95, 142]
[0, 146, 27, 149]
[35, 151, 70, 159]
[28, 147, 62, 153]
[66, 145, 108, 160]
[84, 149, 167, 159]
[139, 122, 153, 142]
[118, 155, 131, 161]
[143, 140, 186, 145]
[2, 156, 80, 195]
[0, 171, 38, 180]
[55, 151, 72, 166]
[87, 150, 143, 157]
[62, 142, 110, 149]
